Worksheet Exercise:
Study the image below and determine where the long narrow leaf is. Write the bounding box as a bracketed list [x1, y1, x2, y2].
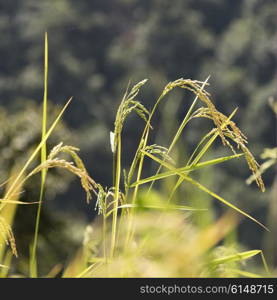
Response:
[189, 108, 238, 167]
[169, 76, 211, 152]
[3, 97, 72, 202]
[41, 31, 48, 180]
[142, 149, 268, 231]
[210, 250, 261, 266]
[106, 203, 206, 218]
[146, 77, 210, 192]
[0, 200, 38, 205]
[183, 175, 268, 231]
[227, 269, 263, 278]
[131, 153, 243, 187]
[30, 32, 49, 278]
[169, 108, 239, 200]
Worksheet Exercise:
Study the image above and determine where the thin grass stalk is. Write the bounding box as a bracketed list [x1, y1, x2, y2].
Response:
[124, 133, 149, 249]
[2, 97, 72, 207]
[30, 32, 48, 278]
[130, 153, 243, 188]
[124, 93, 165, 249]
[125, 79, 210, 247]
[186, 129, 216, 167]
[125, 79, 212, 246]
[147, 77, 210, 194]
[103, 214, 107, 263]
[143, 150, 268, 230]
[260, 251, 270, 275]
[169, 108, 238, 201]
[110, 135, 121, 258]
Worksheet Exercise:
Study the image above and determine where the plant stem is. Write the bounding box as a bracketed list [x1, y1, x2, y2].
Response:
[103, 214, 107, 263]
[30, 186, 44, 277]
[146, 78, 209, 194]
[124, 94, 164, 248]
[30, 32, 48, 277]
[110, 135, 121, 258]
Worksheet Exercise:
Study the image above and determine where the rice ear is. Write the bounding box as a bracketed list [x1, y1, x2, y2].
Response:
[26, 143, 98, 203]
[113, 79, 150, 151]
[161, 78, 264, 191]
[0, 216, 17, 257]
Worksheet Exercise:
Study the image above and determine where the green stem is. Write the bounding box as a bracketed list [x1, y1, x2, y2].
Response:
[30, 184, 44, 277]
[30, 32, 48, 277]
[124, 132, 149, 249]
[110, 135, 121, 258]
[147, 77, 210, 194]
[124, 94, 164, 248]
[103, 214, 107, 263]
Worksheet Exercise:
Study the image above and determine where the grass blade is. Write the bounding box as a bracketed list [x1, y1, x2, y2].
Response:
[170, 108, 239, 200]
[189, 108, 238, 167]
[168, 76, 210, 152]
[131, 152, 243, 187]
[0, 200, 38, 205]
[182, 176, 268, 231]
[227, 269, 263, 278]
[30, 32, 48, 277]
[146, 77, 210, 193]
[142, 149, 268, 231]
[210, 250, 261, 266]
[3, 97, 72, 202]
[106, 203, 206, 218]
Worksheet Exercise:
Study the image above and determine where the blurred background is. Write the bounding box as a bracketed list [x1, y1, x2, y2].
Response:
[0, 0, 276, 274]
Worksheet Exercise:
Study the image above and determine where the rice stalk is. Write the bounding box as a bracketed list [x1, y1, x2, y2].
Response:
[141, 149, 268, 231]
[30, 32, 48, 277]
[124, 79, 225, 245]
[0, 97, 72, 260]
[110, 79, 149, 258]
[123, 78, 265, 252]
[161, 79, 265, 192]
[146, 77, 210, 193]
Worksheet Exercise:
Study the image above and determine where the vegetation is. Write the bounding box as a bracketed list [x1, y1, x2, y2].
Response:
[0, 34, 275, 277]
[0, 0, 275, 278]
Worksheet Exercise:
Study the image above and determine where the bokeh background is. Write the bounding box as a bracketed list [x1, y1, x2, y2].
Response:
[0, 0, 276, 273]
